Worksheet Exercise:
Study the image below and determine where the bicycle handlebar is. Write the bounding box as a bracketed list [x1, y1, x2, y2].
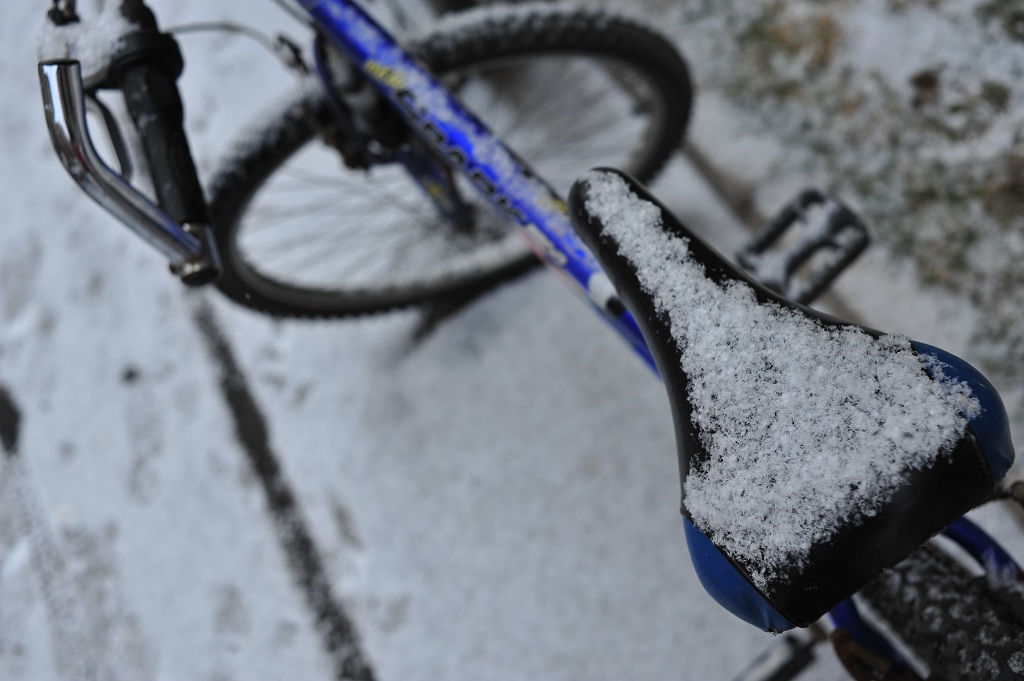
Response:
[39, 0, 221, 285]
[39, 60, 218, 283]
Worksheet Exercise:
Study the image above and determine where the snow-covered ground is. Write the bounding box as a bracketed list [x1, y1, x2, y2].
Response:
[2, 1, 1022, 680]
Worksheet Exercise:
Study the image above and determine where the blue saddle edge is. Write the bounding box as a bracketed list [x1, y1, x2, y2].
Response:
[684, 342, 1013, 633]
[911, 341, 1014, 480]
[683, 519, 795, 632]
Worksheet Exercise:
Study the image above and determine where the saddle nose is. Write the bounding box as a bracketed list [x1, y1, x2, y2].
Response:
[568, 168, 1013, 630]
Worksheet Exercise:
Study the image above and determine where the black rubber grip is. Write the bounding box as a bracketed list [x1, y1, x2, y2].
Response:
[107, 3, 207, 225]
[119, 60, 207, 224]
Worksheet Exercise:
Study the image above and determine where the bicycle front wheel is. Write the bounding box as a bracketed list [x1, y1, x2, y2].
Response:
[207, 3, 692, 317]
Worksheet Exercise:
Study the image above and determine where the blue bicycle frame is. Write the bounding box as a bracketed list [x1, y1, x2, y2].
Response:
[299, 0, 655, 366]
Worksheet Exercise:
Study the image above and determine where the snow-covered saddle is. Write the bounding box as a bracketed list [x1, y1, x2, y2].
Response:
[568, 168, 1015, 631]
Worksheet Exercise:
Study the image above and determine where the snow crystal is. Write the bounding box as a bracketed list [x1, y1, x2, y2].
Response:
[1009, 650, 1024, 675]
[582, 170, 980, 591]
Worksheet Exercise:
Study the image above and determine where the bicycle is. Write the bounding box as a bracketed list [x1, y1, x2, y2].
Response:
[35, 0, 1024, 679]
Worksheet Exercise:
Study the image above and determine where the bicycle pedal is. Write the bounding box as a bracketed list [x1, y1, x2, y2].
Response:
[736, 189, 869, 305]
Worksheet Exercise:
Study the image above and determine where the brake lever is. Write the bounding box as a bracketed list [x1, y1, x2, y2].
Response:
[84, 91, 133, 181]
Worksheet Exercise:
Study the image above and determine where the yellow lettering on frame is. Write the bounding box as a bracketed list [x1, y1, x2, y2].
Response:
[363, 61, 406, 90]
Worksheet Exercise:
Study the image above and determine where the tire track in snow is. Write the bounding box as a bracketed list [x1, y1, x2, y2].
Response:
[0, 385, 105, 681]
[191, 299, 375, 681]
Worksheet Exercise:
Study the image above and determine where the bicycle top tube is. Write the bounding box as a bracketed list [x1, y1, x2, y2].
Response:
[296, 0, 655, 367]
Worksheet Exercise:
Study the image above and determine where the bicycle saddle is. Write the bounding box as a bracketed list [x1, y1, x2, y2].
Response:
[568, 168, 1015, 631]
